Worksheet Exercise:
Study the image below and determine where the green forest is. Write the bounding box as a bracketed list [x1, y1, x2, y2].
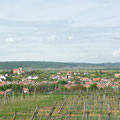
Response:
[0, 61, 120, 70]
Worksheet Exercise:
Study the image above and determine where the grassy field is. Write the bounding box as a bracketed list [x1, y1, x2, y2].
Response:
[0, 91, 120, 120]
[0, 94, 63, 120]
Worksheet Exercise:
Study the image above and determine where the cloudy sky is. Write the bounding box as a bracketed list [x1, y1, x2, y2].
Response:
[0, 0, 120, 63]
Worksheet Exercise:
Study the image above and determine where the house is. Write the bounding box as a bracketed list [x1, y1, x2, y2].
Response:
[0, 81, 6, 86]
[13, 67, 24, 75]
[0, 91, 4, 95]
[85, 81, 93, 85]
[57, 72, 61, 75]
[33, 76, 38, 80]
[5, 89, 12, 94]
[84, 73, 89, 75]
[64, 84, 71, 89]
[11, 81, 19, 84]
[80, 77, 90, 81]
[114, 82, 119, 85]
[114, 73, 120, 78]
[73, 72, 77, 75]
[5, 74, 8, 77]
[23, 88, 29, 93]
[67, 72, 72, 75]
[0, 74, 6, 81]
[19, 80, 35, 85]
[93, 78, 101, 81]
[61, 76, 68, 80]
[27, 76, 33, 80]
[84, 84, 90, 88]
[97, 83, 106, 89]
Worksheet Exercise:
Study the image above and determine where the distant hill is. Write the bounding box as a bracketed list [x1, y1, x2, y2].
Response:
[0, 61, 120, 70]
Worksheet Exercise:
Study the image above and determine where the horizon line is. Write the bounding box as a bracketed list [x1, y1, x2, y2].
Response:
[0, 60, 120, 64]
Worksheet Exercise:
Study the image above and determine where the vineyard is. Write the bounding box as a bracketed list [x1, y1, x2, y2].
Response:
[0, 90, 120, 120]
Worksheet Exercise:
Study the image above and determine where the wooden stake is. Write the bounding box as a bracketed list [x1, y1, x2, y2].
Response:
[69, 112, 72, 120]
[47, 102, 57, 120]
[66, 111, 68, 120]
[13, 112, 17, 120]
[86, 111, 89, 120]
[58, 98, 67, 113]
[4, 92, 6, 104]
[98, 114, 101, 120]
[81, 103, 86, 120]
[30, 106, 38, 120]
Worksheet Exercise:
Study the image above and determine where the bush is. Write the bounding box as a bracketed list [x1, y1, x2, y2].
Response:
[70, 84, 86, 91]
[57, 80, 68, 85]
[89, 83, 98, 90]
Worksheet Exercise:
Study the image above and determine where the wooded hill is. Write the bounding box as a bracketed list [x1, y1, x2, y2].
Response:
[0, 61, 120, 70]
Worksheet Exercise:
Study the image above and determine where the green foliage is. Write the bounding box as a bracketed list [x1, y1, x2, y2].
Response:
[89, 83, 98, 90]
[57, 80, 68, 85]
[0, 84, 22, 92]
[0, 83, 56, 93]
[35, 83, 55, 93]
[1, 61, 120, 70]
[70, 84, 86, 91]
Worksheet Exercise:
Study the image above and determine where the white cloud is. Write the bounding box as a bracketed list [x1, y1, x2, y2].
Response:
[48, 35, 56, 40]
[68, 36, 73, 40]
[5, 37, 17, 44]
[113, 49, 120, 56]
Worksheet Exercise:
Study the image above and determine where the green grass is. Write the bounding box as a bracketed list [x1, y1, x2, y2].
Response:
[0, 94, 63, 120]
[0, 92, 120, 120]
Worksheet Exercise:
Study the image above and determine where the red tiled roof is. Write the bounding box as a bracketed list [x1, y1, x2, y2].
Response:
[0, 91, 4, 95]
[23, 88, 29, 91]
[93, 78, 101, 81]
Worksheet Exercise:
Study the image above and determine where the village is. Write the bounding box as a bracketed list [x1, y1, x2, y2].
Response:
[0, 67, 120, 95]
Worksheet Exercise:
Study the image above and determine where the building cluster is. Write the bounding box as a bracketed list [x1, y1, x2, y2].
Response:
[0, 69, 120, 94]
[50, 72, 120, 89]
[13, 67, 24, 75]
[0, 74, 7, 81]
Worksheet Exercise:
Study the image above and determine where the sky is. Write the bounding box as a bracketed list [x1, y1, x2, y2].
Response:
[0, 0, 120, 63]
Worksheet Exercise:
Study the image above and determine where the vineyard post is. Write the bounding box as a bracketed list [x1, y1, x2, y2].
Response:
[81, 98, 83, 107]
[8, 94, 10, 103]
[66, 111, 68, 120]
[107, 104, 110, 113]
[81, 103, 86, 120]
[4, 92, 6, 104]
[98, 95, 100, 111]
[115, 108, 117, 120]
[58, 98, 67, 114]
[0, 97, 2, 104]
[63, 92, 66, 100]
[30, 106, 38, 120]
[12, 91, 14, 103]
[87, 88, 88, 93]
[47, 102, 57, 120]
[80, 89, 82, 95]
[105, 97, 107, 104]
[21, 90, 23, 100]
[28, 89, 30, 98]
[34, 88, 36, 97]
[112, 95, 113, 104]
[109, 96, 110, 102]
[117, 97, 119, 110]
[103, 94, 106, 101]
[108, 113, 111, 120]
[98, 114, 101, 120]
[97, 96, 98, 102]
[93, 96, 95, 113]
[13, 112, 17, 120]
[86, 111, 89, 120]
[69, 112, 72, 120]
[101, 101, 103, 112]
[86, 95, 88, 111]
